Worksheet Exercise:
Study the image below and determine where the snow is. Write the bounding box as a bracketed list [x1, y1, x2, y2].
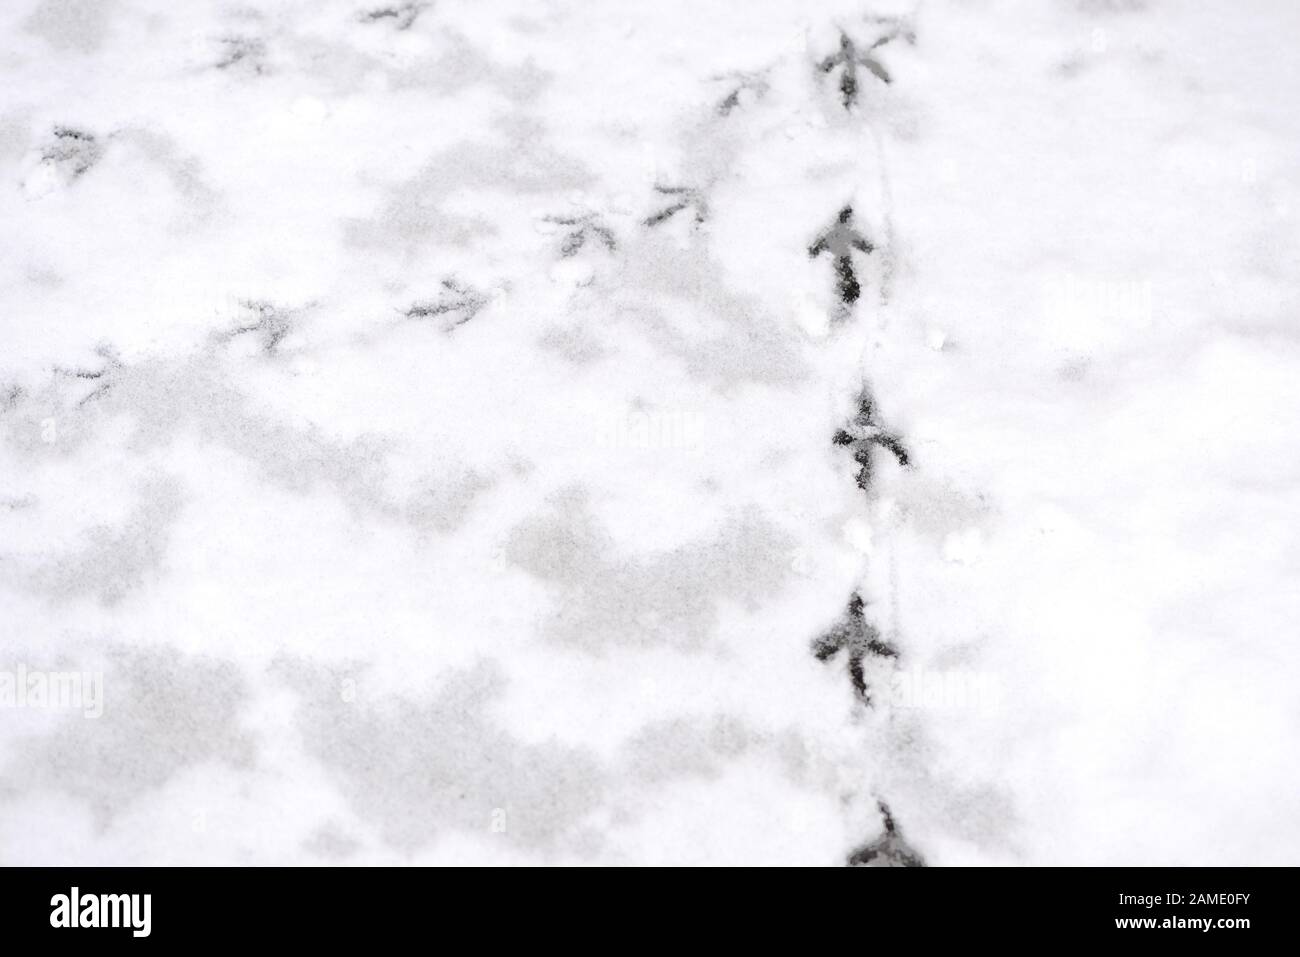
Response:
[1, 0, 1298, 865]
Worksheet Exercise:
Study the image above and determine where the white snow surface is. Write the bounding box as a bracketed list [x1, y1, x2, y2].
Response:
[0, 0, 1298, 865]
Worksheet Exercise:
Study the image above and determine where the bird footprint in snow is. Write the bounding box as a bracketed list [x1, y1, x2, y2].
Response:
[811, 592, 898, 706]
[833, 386, 910, 492]
[404, 279, 489, 332]
[818, 22, 913, 109]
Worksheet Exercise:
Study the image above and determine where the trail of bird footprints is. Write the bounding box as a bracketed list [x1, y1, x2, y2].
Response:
[805, 14, 924, 867]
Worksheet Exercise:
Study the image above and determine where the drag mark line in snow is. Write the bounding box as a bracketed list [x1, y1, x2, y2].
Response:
[869, 124, 900, 306]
